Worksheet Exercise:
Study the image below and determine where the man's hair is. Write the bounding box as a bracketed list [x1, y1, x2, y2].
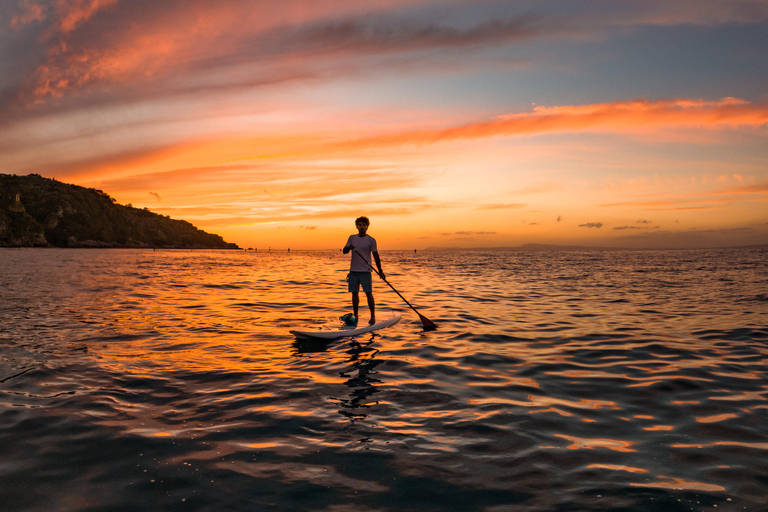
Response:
[355, 216, 370, 225]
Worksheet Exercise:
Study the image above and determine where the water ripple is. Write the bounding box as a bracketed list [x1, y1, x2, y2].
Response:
[0, 248, 766, 511]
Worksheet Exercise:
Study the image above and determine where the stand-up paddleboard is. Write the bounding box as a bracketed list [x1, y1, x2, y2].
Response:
[291, 312, 401, 340]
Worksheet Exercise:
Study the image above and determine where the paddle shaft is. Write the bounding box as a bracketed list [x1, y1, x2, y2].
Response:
[353, 248, 436, 330]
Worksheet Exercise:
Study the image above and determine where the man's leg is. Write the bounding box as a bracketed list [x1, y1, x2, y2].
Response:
[352, 292, 360, 321]
[365, 292, 375, 324]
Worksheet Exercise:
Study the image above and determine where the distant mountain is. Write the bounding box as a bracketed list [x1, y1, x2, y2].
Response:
[0, 174, 239, 249]
[423, 243, 768, 252]
[423, 243, 625, 251]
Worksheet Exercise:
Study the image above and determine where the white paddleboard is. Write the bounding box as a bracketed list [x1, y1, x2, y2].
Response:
[291, 312, 401, 340]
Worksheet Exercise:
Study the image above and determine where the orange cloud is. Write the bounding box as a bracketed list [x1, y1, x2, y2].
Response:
[56, 0, 119, 33]
[21, 0, 426, 103]
[475, 203, 527, 210]
[11, 0, 46, 27]
[600, 181, 768, 211]
[336, 98, 768, 150]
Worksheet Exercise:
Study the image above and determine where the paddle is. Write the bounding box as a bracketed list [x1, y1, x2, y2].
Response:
[353, 248, 437, 331]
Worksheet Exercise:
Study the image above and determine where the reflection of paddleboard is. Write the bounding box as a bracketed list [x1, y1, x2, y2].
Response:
[291, 312, 401, 340]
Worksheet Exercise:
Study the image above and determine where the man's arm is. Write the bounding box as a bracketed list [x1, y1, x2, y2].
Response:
[372, 251, 385, 280]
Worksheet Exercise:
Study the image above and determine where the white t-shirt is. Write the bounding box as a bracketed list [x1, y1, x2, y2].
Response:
[345, 234, 378, 272]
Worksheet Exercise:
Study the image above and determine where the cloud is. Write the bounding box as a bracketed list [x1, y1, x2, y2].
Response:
[614, 220, 661, 230]
[173, 204, 432, 227]
[475, 203, 526, 210]
[718, 183, 768, 195]
[299, 225, 316, 230]
[337, 97, 768, 150]
[441, 231, 496, 236]
[73, 156, 437, 226]
[615, 0, 768, 26]
[149, 191, 161, 201]
[6, 1, 548, 107]
[579, 222, 604, 228]
[96, 162, 425, 199]
[608, 226, 768, 249]
[600, 181, 768, 211]
[281, 15, 547, 57]
[8, 0, 767, 112]
[3, 0, 767, 180]
[58, 0, 120, 33]
[10, 0, 46, 28]
[1, 0, 766, 122]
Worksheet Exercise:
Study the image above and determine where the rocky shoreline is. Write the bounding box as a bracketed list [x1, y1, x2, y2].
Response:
[1, 174, 240, 249]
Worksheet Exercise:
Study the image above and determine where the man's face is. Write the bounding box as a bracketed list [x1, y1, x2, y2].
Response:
[356, 221, 369, 234]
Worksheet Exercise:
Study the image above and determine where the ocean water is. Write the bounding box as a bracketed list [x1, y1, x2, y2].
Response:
[1, 248, 767, 512]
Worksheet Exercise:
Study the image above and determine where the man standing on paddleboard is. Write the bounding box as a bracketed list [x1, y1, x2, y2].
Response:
[343, 216, 385, 325]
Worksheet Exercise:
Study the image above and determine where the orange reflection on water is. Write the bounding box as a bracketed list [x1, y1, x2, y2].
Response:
[696, 413, 739, 423]
[466, 377, 539, 388]
[302, 375, 347, 385]
[710, 391, 767, 401]
[379, 420, 420, 428]
[644, 425, 674, 431]
[384, 379, 433, 387]
[630, 477, 725, 492]
[627, 380, 663, 387]
[587, 464, 648, 474]
[385, 429, 430, 436]
[554, 434, 636, 453]
[244, 442, 280, 449]
[470, 396, 618, 410]
[530, 407, 573, 417]
[250, 406, 316, 417]
[400, 410, 457, 419]
[673, 441, 768, 450]
[712, 370, 763, 380]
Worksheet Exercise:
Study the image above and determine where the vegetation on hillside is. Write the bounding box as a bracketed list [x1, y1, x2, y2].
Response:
[0, 174, 239, 249]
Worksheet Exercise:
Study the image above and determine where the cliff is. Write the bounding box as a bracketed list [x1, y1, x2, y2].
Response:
[0, 174, 240, 249]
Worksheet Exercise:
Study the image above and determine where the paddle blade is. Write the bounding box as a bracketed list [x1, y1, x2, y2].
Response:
[419, 314, 437, 331]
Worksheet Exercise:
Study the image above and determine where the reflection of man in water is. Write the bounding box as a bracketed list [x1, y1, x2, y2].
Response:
[292, 334, 383, 442]
[338, 340, 382, 423]
[343, 216, 385, 325]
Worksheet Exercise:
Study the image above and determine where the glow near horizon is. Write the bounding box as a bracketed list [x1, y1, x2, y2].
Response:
[1, 0, 767, 249]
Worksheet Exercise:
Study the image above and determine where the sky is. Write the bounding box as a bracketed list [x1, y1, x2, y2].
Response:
[1, 0, 767, 250]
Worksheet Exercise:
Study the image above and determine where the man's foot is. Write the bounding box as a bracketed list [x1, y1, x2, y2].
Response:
[368, 317, 376, 325]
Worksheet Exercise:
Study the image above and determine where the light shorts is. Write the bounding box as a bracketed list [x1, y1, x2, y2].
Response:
[347, 271, 373, 293]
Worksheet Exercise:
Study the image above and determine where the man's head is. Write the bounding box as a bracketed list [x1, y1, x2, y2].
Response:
[355, 216, 370, 235]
